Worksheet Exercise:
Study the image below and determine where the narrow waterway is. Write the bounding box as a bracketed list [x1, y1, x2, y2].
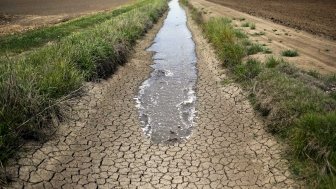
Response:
[136, 0, 197, 143]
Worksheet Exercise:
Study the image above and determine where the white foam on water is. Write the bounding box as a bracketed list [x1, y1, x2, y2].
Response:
[164, 69, 174, 77]
[176, 86, 197, 128]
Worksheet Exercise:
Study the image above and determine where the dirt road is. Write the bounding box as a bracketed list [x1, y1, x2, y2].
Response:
[4, 2, 298, 188]
[0, 0, 134, 36]
[191, 0, 336, 74]
[206, 0, 336, 40]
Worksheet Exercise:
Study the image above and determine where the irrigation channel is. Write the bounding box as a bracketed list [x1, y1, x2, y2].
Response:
[5, 0, 297, 187]
[136, 0, 197, 143]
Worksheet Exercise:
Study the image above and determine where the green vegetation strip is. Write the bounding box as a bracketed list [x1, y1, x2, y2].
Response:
[0, 0, 167, 163]
[182, 0, 336, 188]
[0, 0, 151, 55]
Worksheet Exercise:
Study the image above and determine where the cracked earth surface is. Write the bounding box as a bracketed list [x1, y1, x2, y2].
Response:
[4, 8, 298, 189]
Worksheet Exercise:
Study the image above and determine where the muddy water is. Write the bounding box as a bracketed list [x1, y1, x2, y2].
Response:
[135, 0, 197, 143]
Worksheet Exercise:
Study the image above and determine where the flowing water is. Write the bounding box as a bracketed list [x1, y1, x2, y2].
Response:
[135, 0, 197, 143]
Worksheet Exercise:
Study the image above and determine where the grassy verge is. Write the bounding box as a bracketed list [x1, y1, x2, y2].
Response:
[182, 0, 336, 187]
[0, 0, 167, 166]
[0, 0, 151, 55]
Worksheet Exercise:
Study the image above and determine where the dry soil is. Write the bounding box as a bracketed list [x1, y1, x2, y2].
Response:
[206, 0, 336, 40]
[191, 0, 336, 74]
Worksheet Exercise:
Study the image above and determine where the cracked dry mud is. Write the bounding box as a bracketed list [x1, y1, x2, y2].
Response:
[4, 7, 299, 189]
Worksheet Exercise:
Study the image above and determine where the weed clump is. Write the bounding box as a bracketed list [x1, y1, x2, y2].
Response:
[241, 22, 250, 27]
[250, 23, 256, 30]
[203, 18, 245, 67]
[239, 17, 245, 21]
[240, 22, 255, 29]
[234, 59, 262, 81]
[251, 31, 265, 36]
[291, 112, 336, 187]
[246, 43, 264, 55]
[282, 49, 299, 57]
[291, 112, 336, 172]
[307, 70, 321, 79]
[265, 56, 283, 68]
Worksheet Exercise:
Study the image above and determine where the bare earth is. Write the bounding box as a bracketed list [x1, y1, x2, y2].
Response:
[4, 11, 298, 189]
[191, 0, 336, 74]
[206, 0, 336, 40]
[0, 0, 134, 36]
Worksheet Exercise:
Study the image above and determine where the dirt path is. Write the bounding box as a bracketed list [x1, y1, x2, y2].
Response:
[191, 0, 336, 74]
[4, 7, 297, 189]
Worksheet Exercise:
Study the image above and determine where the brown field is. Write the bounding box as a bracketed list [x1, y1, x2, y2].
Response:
[191, 0, 336, 74]
[206, 0, 336, 40]
[0, 0, 134, 35]
[0, 0, 135, 15]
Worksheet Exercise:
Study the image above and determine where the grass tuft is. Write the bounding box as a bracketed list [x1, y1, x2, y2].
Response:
[265, 56, 283, 68]
[241, 22, 250, 27]
[234, 59, 262, 81]
[307, 70, 321, 79]
[263, 48, 272, 54]
[251, 31, 265, 36]
[290, 111, 336, 187]
[282, 49, 299, 57]
[203, 17, 245, 67]
[250, 23, 256, 30]
[246, 43, 264, 55]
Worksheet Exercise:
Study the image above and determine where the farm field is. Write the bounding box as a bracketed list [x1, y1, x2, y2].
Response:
[1, 0, 336, 188]
[191, 0, 336, 74]
[0, 0, 134, 35]
[206, 0, 336, 40]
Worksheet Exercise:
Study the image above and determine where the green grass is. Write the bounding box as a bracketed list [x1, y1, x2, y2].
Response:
[203, 17, 245, 67]
[265, 56, 283, 68]
[181, 0, 204, 25]
[250, 23, 256, 30]
[0, 0, 167, 164]
[184, 1, 336, 187]
[0, 0, 151, 55]
[246, 43, 264, 55]
[241, 22, 250, 27]
[307, 70, 321, 79]
[251, 31, 265, 36]
[241, 39, 252, 46]
[282, 49, 299, 57]
[240, 22, 255, 29]
[233, 29, 248, 39]
[292, 112, 336, 172]
[263, 48, 272, 54]
[234, 59, 262, 82]
[291, 112, 336, 187]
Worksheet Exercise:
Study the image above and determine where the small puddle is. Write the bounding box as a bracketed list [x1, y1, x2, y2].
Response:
[135, 0, 197, 143]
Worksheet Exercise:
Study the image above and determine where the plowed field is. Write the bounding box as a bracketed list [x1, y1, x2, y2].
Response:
[207, 0, 336, 40]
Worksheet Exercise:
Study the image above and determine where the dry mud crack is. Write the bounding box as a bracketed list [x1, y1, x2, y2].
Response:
[4, 4, 299, 189]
